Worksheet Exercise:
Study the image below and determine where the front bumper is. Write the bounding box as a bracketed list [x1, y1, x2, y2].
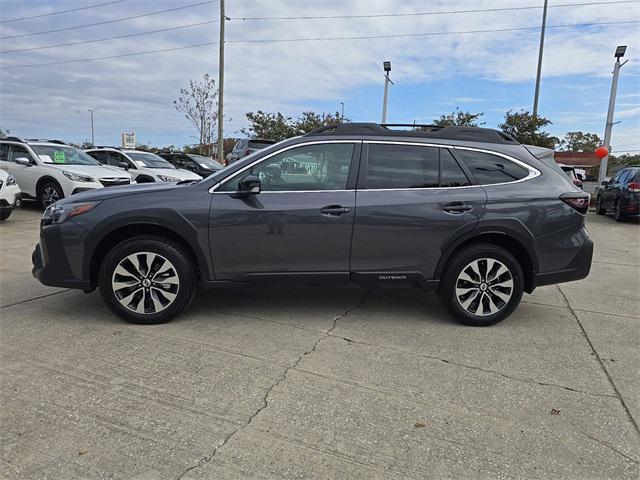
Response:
[32, 222, 91, 290]
[534, 236, 594, 288]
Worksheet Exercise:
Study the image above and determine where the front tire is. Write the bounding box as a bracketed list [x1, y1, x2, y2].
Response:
[438, 243, 524, 326]
[38, 181, 63, 209]
[99, 236, 196, 324]
[595, 196, 606, 215]
[0, 209, 11, 221]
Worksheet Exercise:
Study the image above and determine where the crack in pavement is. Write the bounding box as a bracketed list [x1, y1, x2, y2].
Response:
[175, 290, 371, 480]
[557, 285, 640, 438]
[0, 289, 72, 309]
[580, 431, 640, 465]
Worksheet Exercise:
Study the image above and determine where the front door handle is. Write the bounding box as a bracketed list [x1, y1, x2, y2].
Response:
[320, 205, 351, 216]
[443, 202, 473, 214]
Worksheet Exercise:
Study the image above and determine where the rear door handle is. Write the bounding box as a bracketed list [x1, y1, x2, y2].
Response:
[443, 202, 473, 214]
[320, 205, 351, 216]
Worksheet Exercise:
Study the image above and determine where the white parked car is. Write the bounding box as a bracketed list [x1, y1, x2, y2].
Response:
[0, 169, 21, 221]
[84, 147, 202, 183]
[0, 138, 135, 208]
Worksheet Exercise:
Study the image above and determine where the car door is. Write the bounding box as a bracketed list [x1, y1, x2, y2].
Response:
[7, 144, 38, 197]
[602, 170, 625, 208]
[350, 142, 487, 283]
[210, 141, 360, 280]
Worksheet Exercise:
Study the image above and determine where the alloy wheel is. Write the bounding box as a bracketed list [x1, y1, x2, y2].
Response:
[41, 186, 59, 207]
[111, 251, 180, 314]
[455, 258, 514, 317]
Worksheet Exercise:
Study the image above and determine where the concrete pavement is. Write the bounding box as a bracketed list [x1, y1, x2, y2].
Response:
[1, 206, 638, 479]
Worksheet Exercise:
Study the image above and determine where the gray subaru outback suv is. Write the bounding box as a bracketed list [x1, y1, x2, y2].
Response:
[33, 123, 592, 326]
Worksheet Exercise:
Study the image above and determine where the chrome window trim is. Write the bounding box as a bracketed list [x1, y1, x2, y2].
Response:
[209, 139, 359, 193]
[209, 139, 541, 194]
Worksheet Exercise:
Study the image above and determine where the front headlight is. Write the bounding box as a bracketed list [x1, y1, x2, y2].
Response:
[63, 171, 95, 182]
[6, 174, 16, 186]
[42, 202, 100, 225]
[157, 175, 181, 182]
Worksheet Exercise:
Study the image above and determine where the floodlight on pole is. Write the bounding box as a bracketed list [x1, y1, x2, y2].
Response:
[598, 46, 629, 185]
[381, 60, 394, 123]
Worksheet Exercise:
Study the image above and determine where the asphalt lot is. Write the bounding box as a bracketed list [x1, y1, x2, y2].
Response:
[1, 205, 639, 479]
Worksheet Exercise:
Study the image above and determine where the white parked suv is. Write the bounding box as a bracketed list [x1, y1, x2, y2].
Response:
[0, 169, 21, 221]
[84, 147, 202, 183]
[0, 138, 135, 208]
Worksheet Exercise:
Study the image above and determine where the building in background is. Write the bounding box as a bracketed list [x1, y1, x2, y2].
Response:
[554, 151, 600, 181]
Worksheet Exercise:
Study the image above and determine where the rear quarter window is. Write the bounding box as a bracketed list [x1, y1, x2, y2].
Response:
[458, 150, 530, 185]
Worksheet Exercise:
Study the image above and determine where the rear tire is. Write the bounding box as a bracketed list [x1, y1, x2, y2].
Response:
[595, 196, 606, 215]
[99, 235, 196, 324]
[437, 243, 524, 326]
[0, 210, 11, 221]
[614, 199, 625, 222]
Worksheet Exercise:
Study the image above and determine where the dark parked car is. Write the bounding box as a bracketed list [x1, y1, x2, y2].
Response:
[559, 164, 583, 189]
[226, 138, 275, 164]
[32, 123, 593, 326]
[157, 152, 223, 178]
[595, 165, 640, 221]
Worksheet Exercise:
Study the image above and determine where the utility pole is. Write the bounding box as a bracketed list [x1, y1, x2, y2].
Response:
[217, 0, 225, 163]
[87, 109, 94, 146]
[598, 46, 628, 185]
[340, 102, 344, 121]
[381, 61, 393, 123]
[532, 0, 548, 118]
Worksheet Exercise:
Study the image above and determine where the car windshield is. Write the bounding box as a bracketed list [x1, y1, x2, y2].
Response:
[31, 145, 100, 166]
[189, 154, 223, 169]
[127, 152, 175, 169]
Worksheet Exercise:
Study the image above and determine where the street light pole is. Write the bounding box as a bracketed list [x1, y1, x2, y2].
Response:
[598, 45, 628, 185]
[533, 0, 548, 118]
[381, 61, 393, 123]
[87, 109, 94, 146]
[340, 102, 344, 120]
[217, 0, 225, 162]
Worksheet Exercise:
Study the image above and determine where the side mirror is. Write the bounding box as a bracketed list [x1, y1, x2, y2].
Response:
[118, 161, 130, 171]
[576, 173, 583, 180]
[15, 157, 32, 166]
[237, 174, 261, 195]
[601, 180, 608, 186]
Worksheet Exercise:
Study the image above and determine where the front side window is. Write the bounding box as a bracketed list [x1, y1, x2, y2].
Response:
[8, 145, 33, 163]
[0, 144, 9, 161]
[458, 150, 529, 185]
[222, 143, 354, 192]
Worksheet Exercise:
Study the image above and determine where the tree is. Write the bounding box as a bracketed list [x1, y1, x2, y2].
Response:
[174, 73, 218, 156]
[240, 111, 347, 142]
[433, 108, 485, 127]
[0, 127, 9, 139]
[498, 110, 559, 148]
[558, 131, 602, 152]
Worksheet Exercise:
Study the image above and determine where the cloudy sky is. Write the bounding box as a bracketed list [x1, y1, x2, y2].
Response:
[1, 0, 639, 153]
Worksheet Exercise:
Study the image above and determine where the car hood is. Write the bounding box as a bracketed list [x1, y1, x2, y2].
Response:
[48, 163, 133, 179]
[58, 181, 183, 204]
[151, 168, 202, 180]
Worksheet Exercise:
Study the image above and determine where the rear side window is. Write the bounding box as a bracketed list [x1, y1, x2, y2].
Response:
[365, 144, 470, 189]
[366, 144, 439, 189]
[458, 150, 529, 185]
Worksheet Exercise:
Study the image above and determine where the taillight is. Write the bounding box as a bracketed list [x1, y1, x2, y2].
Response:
[628, 182, 640, 193]
[560, 193, 590, 215]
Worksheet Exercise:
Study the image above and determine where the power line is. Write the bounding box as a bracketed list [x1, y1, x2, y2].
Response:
[2, 42, 218, 69]
[0, 0, 131, 24]
[3, 20, 638, 69]
[0, 20, 217, 54]
[225, 20, 640, 43]
[231, 0, 639, 20]
[0, 0, 218, 40]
